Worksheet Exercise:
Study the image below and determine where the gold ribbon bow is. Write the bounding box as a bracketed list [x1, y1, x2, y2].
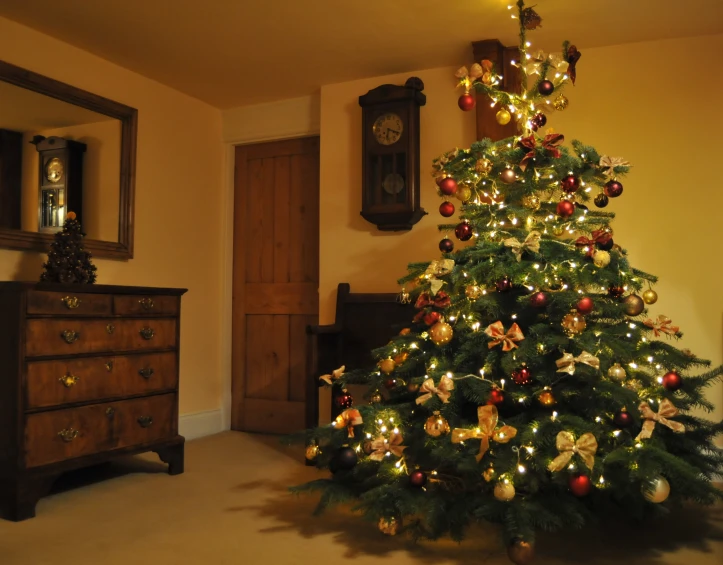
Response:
[503, 231, 542, 261]
[369, 432, 406, 461]
[599, 155, 630, 179]
[416, 375, 455, 405]
[635, 399, 685, 441]
[643, 315, 680, 337]
[425, 259, 455, 277]
[333, 408, 362, 438]
[319, 365, 345, 386]
[548, 431, 598, 472]
[484, 321, 524, 351]
[555, 351, 600, 374]
[451, 405, 517, 461]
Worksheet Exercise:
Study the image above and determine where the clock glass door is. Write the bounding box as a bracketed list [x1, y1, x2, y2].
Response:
[369, 152, 407, 207]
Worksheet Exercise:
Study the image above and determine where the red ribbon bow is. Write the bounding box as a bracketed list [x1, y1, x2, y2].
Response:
[415, 291, 451, 309]
[517, 133, 564, 171]
[575, 229, 613, 257]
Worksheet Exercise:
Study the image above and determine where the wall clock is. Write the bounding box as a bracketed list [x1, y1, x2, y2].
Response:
[358, 77, 427, 231]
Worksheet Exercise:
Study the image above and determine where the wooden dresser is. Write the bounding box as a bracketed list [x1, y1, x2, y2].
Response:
[0, 282, 187, 521]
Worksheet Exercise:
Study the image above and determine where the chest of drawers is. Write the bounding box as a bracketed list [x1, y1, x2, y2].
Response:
[0, 282, 187, 521]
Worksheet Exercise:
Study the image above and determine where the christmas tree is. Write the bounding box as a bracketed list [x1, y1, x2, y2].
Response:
[40, 211, 97, 284]
[292, 2, 722, 563]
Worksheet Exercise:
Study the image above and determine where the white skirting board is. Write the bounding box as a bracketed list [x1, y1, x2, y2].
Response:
[178, 409, 225, 441]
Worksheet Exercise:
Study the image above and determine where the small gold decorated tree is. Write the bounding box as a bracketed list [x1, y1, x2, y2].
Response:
[40, 211, 97, 284]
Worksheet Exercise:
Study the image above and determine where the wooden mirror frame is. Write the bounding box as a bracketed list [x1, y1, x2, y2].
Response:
[0, 59, 137, 260]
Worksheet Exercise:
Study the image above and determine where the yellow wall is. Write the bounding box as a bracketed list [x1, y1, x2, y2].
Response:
[0, 16, 226, 417]
[317, 35, 723, 426]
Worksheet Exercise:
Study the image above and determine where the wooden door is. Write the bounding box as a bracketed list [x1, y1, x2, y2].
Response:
[232, 137, 319, 434]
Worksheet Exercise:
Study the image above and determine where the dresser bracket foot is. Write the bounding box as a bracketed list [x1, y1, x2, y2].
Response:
[0, 474, 58, 522]
[154, 443, 184, 476]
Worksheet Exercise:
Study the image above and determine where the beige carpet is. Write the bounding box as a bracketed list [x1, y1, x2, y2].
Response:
[0, 431, 721, 565]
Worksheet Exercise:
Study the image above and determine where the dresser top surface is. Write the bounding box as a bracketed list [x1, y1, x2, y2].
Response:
[0, 282, 188, 296]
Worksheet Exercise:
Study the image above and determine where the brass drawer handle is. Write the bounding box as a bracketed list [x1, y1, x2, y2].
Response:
[59, 373, 80, 388]
[105, 407, 115, 418]
[61, 296, 81, 309]
[61, 330, 79, 344]
[58, 428, 79, 442]
[139, 327, 155, 340]
[106, 324, 115, 334]
[137, 416, 153, 428]
[139, 298, 155, 310]
[139, 367, 154, 379]
[105, 361, 113, 372]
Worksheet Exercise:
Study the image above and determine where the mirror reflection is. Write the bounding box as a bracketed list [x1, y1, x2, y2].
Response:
[0, 80, 121, 242]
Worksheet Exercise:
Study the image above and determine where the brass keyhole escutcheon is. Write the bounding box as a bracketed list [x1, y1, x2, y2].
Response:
[61, 296, 80, 309]
[139, 367, 154, 379]
[61, 330, 79, 344]
[59, 373, 80, 388]
[139, 327, 155, 340]
[139, 298, 155, 310]
[58, 428, 79, 442]
[105, 407, 115, 418]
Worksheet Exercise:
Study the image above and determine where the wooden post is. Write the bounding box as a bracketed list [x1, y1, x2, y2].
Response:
[471, 39, 521, 141]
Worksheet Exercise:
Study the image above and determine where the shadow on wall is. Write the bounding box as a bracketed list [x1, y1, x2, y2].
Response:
[13, 252, 45, 281]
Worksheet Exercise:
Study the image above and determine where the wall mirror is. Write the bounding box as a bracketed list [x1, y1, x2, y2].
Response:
[0, 60, 136, 260]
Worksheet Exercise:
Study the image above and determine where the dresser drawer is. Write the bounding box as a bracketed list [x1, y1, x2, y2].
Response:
[27, 290, 112, 317]
[113, 295, 179, 316]
[26, 352, 178, 409]
[25, 318, 177, 357]
[24, 394, 176, 468]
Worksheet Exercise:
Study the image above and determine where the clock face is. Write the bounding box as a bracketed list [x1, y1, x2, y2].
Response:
[45, 158, 64, 183]
[382, 173, 405, 195]
[372, 112, 403, 145]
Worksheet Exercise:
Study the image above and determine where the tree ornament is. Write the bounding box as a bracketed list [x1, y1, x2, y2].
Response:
[608, 285, 625, 299]
[613, 408, 634, 428]
[439, 201, 455, 217]
[507, 539, 535, 565]
[393, 351, 409, 365]
[383, 377, 398, 390]
[643, 476, 670, 503]
[594, 193, 609, 208]
[475, 158, 493, 175]
[538, 79, 554, 96]
[569, 474, 592, 497]
[607, 363, 627, 382]
[465, 284, 483, 300]
[439, 177, 458, 195]
[531, 112, 547, 131]
[561, 174, 580, 193]
[494, 480, 516, 501]
[556, 200, 575, 217]
[424, 311, 442, 326]
[439, 238, 454, 253]
[593, 250, 611, 268]
[430, 322, 453, 345]
[530, 291, 548, 308]
[512, 365, 532, 385]
[435, 175, 446, 187]
[499, 168, 517, 184]
[576, 296, 594, 315]
[662, 371, 683, 391]
[623, 294, 645, 316]
[378, 358, 396, 375]
[425, 411, 450, 437]
[369, 390, 383, 404]
[642, 289, 658, 304]
[378, 516, 401, 535]
[456, 184, 472, 202]
[538, 390, 556, 406]
[604, 180, 624, 197]
[407, 382, 420, 393]
[305, 444, 319, 461]
[335, 390, 354, 409]
[454, 221, 473, 241]
[458, 93, 475, 111]
[496, 277, 512, 293]
[496, 108, 511, 125]
[487, 389, 505, 406]
[553, 93, 569, 111]
[552, 224, 565, 236]
[334, 447, 358, 471]
[561, 311, 586, 335]
[409, 470, 427, 488]
[521, 194, 540, 210]
[520, 5, 543, 29]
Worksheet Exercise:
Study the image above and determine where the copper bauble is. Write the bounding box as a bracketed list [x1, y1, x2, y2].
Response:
[500, 168, 517, 184]
[494, 481, 516, 501]
[305, 444, 319, 460]
[642, 476, 670, 503]
[642, 289, 658, 304]
[456, 184, 473, 202]
[369, 390, 383, 404]
[553, 93, 569, 111]
[378, 516, 401, 535]
[538, 390, 556, 406]
[465, 284, 484, 300]
[593, 250, 611, 268]
[430, 322, 453, 345]
[561, 311, 586, 335]
[496, 108, 511, 125]
[475, 158, 493, 175]
[623, 294, 645, 316]
[521, 194, 540, 210]
[378, 358, 396, 374]
[483, 467, 496, 482]
[607, 363, 627, 382]
[425, 411, 450, 437]
[393, 351, 409, 365]
[507, 539, 535, 565]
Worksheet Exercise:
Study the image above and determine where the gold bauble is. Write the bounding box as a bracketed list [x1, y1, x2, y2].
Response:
[475, 158, 493, 176]
[642, 289, 658, 305]
[623, 294, 645, 316]
[507, 539, 536, 565]
[500, 168, 517, 184]
[378, 516, 401, 535]
[593, 249, 611, 268]
[378, 358, 396, 374]
[496, 108, 512, 125]
[456, 184, 473, 202]
[607, 363, 627, 382]
[553, 93, 569, 111]
[407, 382, 420, 393]
[369, 390, 383, 404]
[521, 194, 540, 211]
[465, 284, 484, 300]
[494, 481, 516, 502]
[552, 224, 565, 236]
[538, 390, 556, 406]
[305, 444, 319, 460]
[425, 411, 451, 437]
[393, 351, 409, 365]
[429, 322, 453, 345]
[642, 476, 670, 504]
[625, 379, 643, 392]
[483, 467, 496, 482]
[561, 311, 586, 336]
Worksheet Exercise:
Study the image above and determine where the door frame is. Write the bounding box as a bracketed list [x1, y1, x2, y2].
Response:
[219, 96, 320, 431]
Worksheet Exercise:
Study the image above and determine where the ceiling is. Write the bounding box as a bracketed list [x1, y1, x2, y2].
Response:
[0, 0, 721, 109]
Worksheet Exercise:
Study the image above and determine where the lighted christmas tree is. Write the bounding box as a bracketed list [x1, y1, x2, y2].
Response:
[292, 2, 722, 563]
[40, 211, 97, 284]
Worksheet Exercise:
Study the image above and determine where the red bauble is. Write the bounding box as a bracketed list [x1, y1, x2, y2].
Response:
[576, 296, 594, 315]
[613, 410, 633, 428]
[410, 470, 427, 488]
[530, 291, 549, 308]
[538, 80, 554, 96]
[439, 177, 458, 195]
[424, 311, 442, 326]
[439, 238, 454, 253]
[556, 200, 575, 217]
[496, 277, 512, 292]
[458, 93, 476, 111]
[384, 377, 398, 390]
[335, 391, 354, 409]
[439, 201, 455, 217]
[561, 174, 580, 194]
[569, 474, 592, 497]
[512, 366, 532, 385]
[454, 222, 473, 241]
[608, 285, 625, 299]
[604, 180, 623, 198]
[435, 176, 445, 187]
[487, 389, 505, 406]
[662, 371, 683, 391]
